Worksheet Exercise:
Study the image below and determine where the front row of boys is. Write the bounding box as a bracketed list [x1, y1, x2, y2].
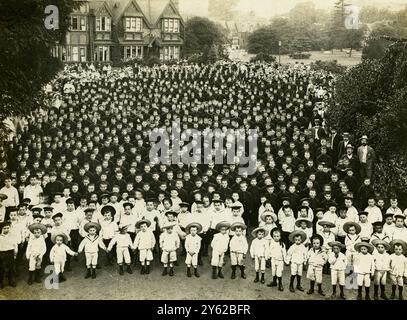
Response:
[1, 213, 406, 301]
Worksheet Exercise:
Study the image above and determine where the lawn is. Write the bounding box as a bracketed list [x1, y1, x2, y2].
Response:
[230, 49, 362, 66]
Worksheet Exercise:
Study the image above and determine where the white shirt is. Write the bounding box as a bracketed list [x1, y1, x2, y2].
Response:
[360, 145, 368, 163]
[0, 186, 19, 207]
[365, 206, 382, 223]
[23, 184, 43, 206]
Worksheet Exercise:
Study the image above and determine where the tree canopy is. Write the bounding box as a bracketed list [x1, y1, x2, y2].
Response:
[326, 40, 407, 202]
[184, 17, 228, 61]
[0, 0, 79, 139]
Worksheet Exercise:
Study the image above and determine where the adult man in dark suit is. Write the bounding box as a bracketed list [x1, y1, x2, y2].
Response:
[357, 135, 375, 180]
[329, 127, 341, 165]
[337, 132, 351, 159]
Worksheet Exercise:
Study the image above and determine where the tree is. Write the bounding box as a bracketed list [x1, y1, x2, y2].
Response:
[343, 28, 364, 56]
[184, 17, 228, 60]
[326, 40, 407, 204]
[362, 22, 398, 60]
[247, 26, 279, 55]
[0, 0, 80, 139]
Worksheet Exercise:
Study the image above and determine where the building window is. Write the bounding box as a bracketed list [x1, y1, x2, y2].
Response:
[71, 16, 86, 31]
[125, 17, 142, 32]
[160, 46, 180, 60]
[123, 45, 143, 60]
[95, 46, 110, 61]
[67, 46, 86, 62]
[72, 46, 79, 61]
[163, 19, 179, 33]
[96, 16, 111, 31]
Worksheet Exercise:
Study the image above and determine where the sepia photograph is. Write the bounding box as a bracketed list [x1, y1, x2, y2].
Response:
[0, 0, 407, 304]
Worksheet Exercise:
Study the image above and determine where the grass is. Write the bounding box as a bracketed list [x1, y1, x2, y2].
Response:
[230, 49, 362, 66]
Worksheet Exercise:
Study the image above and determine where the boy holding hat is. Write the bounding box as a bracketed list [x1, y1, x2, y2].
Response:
[0, 221, 18, 288]
[26, 223, 47, 285]
[287, 230, 307, 292]
[49, 233, 77, 282]
[78, 222, 106, 279]
[160, 221, 180, 276]
[210, 221, 230, 279]
[133, 219, 155, 274]
[327, 241, 347, 299]
[229, 222, 248, 279]
[371, 239, 391, 300]
[119, 202, 138, 241]
[389, 239, 407, 300]
[353, 241, 375, 300]
[184, 222, 202, 278]
[107, 225, 134, 275]
[251, 226, 268, 284]
[306, 234, 327, 296]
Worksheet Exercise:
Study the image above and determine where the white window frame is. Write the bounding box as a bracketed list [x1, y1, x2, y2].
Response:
[96, 16, 111, 32]
[95, 46, 110, 62]
[163, 19, 179, 33]
[125, 17, 142, 32]
[71, 16, 86, 31]
[72, 46, 79, 61]
[161, 46, 180, 61]
[123, 45, 143, 60]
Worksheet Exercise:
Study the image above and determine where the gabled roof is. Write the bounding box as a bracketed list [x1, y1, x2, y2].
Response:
[89, 1, 113, 16]
[96, 0, 182, 26]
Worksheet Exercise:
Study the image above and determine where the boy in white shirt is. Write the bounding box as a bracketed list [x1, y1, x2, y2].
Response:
[133, 219, 156, 275]
[389, 240, 407, 300]
[371, 239, 391, 300]
[210, 221, 230, 280]
[49, 233, 77, 282]
[160, 222, 180, 276]
[26, 223, 47, 285]
[78, 222, 106, 279]
[229, 222, 248, 280]
[107, 225, 134, 275]
[100, 205, 118, 266]
[328, 241, 347, 299]
[184, 222, 202, 278]
[383, 213, 396, 239]
[251, 226, 268, 284]
[287, 230, 307, 293]
[354, 242, 375, 300]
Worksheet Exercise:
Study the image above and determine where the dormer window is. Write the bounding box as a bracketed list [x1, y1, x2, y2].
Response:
[96, 16, 111, 31]
[163, 18, 179, 33]
[125, 17, 143, 32]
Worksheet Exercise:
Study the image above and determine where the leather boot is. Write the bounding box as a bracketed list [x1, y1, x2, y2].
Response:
[240, 266, 246, 279]
[218, 267, 224, 279]
[254, 272, 259, 283]
[194, 268, 200, 278]
[231, 266, 236, 279]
